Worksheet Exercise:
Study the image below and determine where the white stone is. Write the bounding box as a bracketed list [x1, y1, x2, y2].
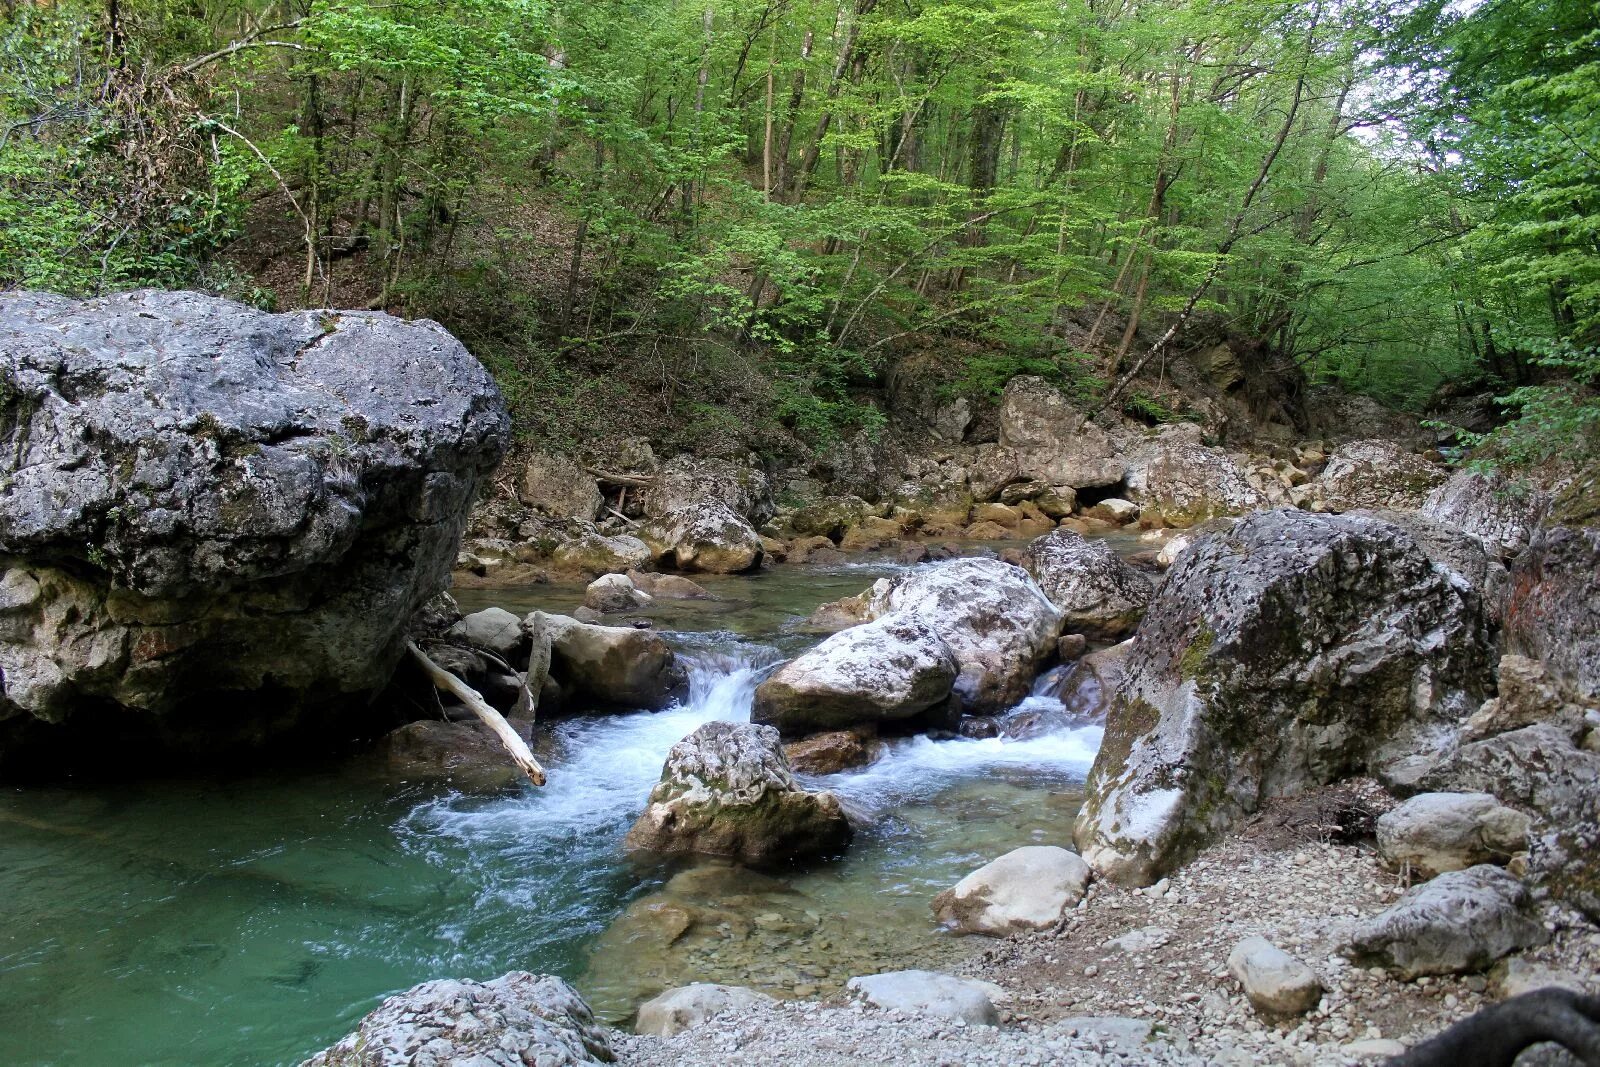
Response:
[1375, 792, 1531, 878]
[846, 970, 1001, 1026]
[634, 983, 775, 1037]
[1227, 936, 1323, 1016]
[931, 846, 1092, 935]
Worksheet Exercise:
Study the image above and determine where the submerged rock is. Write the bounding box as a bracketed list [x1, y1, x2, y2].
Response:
[931, 845, 1091, 936]
[640, 501, 765, 574]
[1347, 866, 1547, 978]
[538, 612, 687, 711]
[0, 290, 508, 770]
[300, 971, 613, 1066]
[1073, 509, 1492, 885]
[751, 615, 958, 737]
[634, 983, 775, 1038]
[1026, 528, 1153, 641]
[624, 722, 851, 867]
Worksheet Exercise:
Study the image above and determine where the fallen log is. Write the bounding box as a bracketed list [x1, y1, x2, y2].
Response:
[406, 639, 546, 786]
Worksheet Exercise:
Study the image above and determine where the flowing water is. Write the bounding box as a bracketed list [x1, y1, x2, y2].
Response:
[0, 549, 1118, 1066]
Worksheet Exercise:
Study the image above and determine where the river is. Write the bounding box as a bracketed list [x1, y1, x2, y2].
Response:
[0, 549, 1117, 1065]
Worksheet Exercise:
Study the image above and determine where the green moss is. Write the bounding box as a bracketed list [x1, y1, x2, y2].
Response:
[1178, 624, 1215, 681]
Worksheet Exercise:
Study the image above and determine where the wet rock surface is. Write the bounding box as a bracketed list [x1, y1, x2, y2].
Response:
[1026, 528, 1153, 641]
[0, 289, 508, 769]
[624, 722, 852, 866]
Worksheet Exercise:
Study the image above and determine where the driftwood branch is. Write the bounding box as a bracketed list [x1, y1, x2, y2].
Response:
[406, 639, 546, 786]
[586, 467, 655, 488]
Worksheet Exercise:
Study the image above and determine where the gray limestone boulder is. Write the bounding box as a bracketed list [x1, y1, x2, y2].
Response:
[1122, 424, 1276, 527]
[642, 454, 774, 526]
[1423, 469, 1549, 560]
[751, 615, 958, 737]
[931, 845, 1092, 936]
[536, 611, 688, 711]
[1026, 528, 1154, 641]
[623, 721, 852, 867]
[1375, 792, 1531, 878]
[1073, 509, 1493, 885]
[998, 376, 1124, 489]
[639, 501, 765, 574]
[1316, 439, 1445, 512]
[846, 970, 1002, 1026]
[517, 452, 602, 520]
[300, 971, 613, 1066]
[1226, 937, 1324, 1016]
[1347, 866, 1547, 978]
[0, 289, 508, 769]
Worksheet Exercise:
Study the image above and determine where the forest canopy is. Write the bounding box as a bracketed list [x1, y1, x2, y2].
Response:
[1, 0, 1595, 459]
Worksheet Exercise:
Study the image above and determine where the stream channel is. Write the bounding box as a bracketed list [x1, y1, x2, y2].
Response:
[0, 543, 1135, 1065]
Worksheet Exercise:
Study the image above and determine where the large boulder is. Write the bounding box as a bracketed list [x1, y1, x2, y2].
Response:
[300, 971, 613, 1066]
[998, 376, 1124, 489]
[1346, 866, 1547, 978]
[549, 529, 653, 578]
[537, 612, 688, 711]
[1351, 508, 1507, 614]
[1122, 424, 1274, 527]
[643, 455, 774, 526]
[1073, 510, 1493, 885]
[1316, 439, 1445, 512]
[0, 290, 508, 771]
[931, 845, 1092, 936]
[1026, 528, 1154, 641]
[751, 615, 958, 737]
[863, 557, 1063, 713]
[1375, 793, 1531, 878]
[1504, 524, 1600, 703]
[639, 501, 764, 574]
[1423, 469, 1549, 559]
[517, 451, 603, 520]
[623, 721, 852, 866]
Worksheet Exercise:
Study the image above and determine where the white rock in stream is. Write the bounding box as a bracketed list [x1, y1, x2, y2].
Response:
[635, 983, 775, 1037]
[751, 615, 958, 737]
[1226, 936, 1323, 1016]
[846, 970, 1001, 1026]
[932, 845, 1091, 935]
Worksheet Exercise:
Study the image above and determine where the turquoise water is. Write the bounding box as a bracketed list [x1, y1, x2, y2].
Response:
[0, 553, 1109, 1065]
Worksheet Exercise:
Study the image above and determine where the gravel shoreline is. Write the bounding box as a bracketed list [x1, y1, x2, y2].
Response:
[614, 790, 1600, 1066]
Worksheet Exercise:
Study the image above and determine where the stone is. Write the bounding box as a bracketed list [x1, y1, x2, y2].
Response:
[846, 970, 1001, 1026]
[1052, 1017, 1153, 1054]
[643, 454, 774, 526]
[782, 730, 880, 774]
[373, 718, 538, 791]
[537, 612, 688, 711]
[1154, 517, 1236, 568]
[1423, 469, 1549, 559]
[1121, 424, 1275, 527]
[550, 530, 654, 578]
[1376, 793, 1531, 878]
[1102, 925, 1172, 954]
[998, 376, 1125, 489]
[1463, 655, 1591, 741]
[1074, 509, 1492, 885]
[752, 615, 959, 737]
[1352, 508, 1507, 614]
[1505, 524, 1600, 703]
[299, 971, 612, 1066]
[639, 501, 765, 574]
[1491, 958, 1591, 998]
[964, 520, 1012, 540]
[1226, 936, 1324, 1016]
[583, 573, 651, 613]
[862, 557, 1063, 713]
[634, 983, 775, 1038]
[1341, 1039, 1409, 1059]
[931, 845, 1091, 935]
[446, 606, 525, 662]
[1316, 439, 1445, 512]
[623, 722, 852, 867]
[786, 496, 872, 540]
[518, 453, 603, 520]
[1347, 866, 1548, 978]
[627, 570, 712, 600]
[1026, 528, 1154, 641]
[1083, 497, 1140, 525]
[972, 502, 1025, 526]
[0, 290, 508, 770]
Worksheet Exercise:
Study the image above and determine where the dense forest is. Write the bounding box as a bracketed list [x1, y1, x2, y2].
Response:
[1, 0, 1595, 461]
